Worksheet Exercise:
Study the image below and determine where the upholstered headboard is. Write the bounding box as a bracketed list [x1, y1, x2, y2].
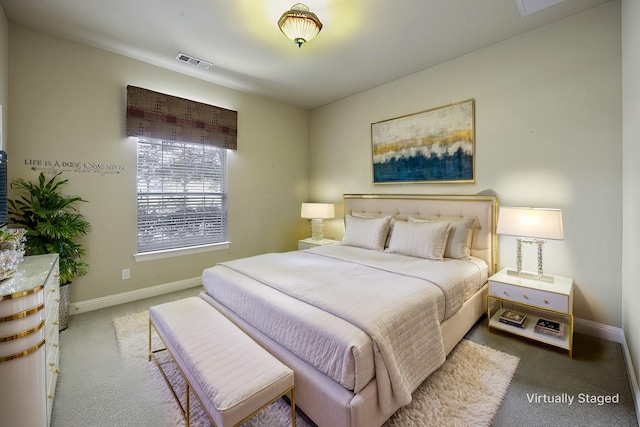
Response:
[343, 194, 499, 274]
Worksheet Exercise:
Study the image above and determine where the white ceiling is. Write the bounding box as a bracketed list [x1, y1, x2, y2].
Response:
[0, 0, 611, 109]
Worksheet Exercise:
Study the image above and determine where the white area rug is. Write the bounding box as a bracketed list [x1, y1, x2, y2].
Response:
[113, 310, 519, 427]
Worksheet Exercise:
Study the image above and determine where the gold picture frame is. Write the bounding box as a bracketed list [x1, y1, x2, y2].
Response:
[371, 99, 475, 184]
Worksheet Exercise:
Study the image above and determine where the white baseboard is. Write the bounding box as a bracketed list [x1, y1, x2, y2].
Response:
[574, 316, 624, 342]
[69, 277, 202, 314]
[620, 329, 640, 427]
[575, 317, 639, 425]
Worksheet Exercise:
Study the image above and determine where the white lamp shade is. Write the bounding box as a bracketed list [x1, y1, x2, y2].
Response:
[497, 207, 564, 240]
[301, 203, 335, 219]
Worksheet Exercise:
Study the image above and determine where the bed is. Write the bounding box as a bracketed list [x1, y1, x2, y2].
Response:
[200, 193, 498, 427]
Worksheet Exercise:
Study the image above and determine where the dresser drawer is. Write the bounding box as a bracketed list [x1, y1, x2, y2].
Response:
[0, 254, 59, 427]
[489, 280, 569, 313]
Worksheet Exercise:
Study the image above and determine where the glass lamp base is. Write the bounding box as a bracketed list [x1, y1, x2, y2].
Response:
[513, 237, 554, 282]
[310, 218, 324, 240]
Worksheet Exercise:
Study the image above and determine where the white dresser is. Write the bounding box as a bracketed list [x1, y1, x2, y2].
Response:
[0, 254, 60, 427]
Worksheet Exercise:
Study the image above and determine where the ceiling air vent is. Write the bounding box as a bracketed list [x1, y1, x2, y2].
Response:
[176, 53, 212, 70]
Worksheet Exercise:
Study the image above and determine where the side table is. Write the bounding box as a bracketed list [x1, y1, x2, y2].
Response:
[487, 268, 574, 357]
[298, 238, 340, 250]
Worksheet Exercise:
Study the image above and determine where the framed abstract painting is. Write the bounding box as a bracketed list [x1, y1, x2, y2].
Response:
[371, 99, 475, 184]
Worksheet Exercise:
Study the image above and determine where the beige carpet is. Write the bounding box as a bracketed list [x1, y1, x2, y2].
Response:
[114, 311, 519, 427]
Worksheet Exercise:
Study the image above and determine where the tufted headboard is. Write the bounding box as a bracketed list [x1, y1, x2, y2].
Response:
[343, 193, 499, 275]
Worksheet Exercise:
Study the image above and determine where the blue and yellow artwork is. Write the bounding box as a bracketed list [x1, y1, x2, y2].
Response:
[372, 99, 475, 184]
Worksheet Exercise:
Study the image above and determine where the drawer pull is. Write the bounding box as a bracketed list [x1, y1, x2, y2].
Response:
[49, 362, 55, 367]
[54, 368, 60, 374]
[502, 291, 509, 296]
[52, 342, 59, 347]
[543, 299, 549, 304]
[52, 321, 58, 326]
[48, 394, 53, 399]
[523, 294, 529, 300]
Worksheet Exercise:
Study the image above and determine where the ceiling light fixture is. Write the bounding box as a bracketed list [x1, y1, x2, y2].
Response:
[278, 3, 323, 48]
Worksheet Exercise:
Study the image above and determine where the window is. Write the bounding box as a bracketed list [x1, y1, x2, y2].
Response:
[136, 138, 227, 254]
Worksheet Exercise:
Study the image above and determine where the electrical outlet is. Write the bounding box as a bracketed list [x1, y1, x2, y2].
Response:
[122, 268, 130, 280]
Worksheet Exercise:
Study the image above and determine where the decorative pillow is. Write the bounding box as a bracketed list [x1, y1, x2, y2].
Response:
[408, 216, 476, 260]
[341, 215, 391, 251]
[386, 220, 451, 260]
[351, 211, 381, 218]
[352, 211, 398, 248]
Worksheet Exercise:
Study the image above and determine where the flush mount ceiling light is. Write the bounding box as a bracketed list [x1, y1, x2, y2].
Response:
[278, 3, 323, 48]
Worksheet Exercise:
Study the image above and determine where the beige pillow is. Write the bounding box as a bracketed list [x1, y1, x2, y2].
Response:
[386, 220, 451, 260]
[342, 215, 391, 251]
[352, 211, 397, 248]
[351, 211, 382, 218]
[408, 216, 476, 260]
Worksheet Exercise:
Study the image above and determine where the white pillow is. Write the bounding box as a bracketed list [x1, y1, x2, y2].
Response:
[352, 212, 399, 248]
[341, 215, 391, 251]
[386, 220, 451, 260]
[408, 216, 475, 260]
[351, 211, 381, 218]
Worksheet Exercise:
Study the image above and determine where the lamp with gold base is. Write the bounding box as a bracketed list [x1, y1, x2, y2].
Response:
[497, 206, 564, 282]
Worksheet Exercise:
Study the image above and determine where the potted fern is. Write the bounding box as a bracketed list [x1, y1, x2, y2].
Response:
[8, 172, 90, 330]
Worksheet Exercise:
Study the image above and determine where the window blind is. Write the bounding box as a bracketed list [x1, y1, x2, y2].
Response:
[137, 139, 227, 253]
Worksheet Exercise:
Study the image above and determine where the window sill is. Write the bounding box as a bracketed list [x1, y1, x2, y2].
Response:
[133, 241, 231, 262]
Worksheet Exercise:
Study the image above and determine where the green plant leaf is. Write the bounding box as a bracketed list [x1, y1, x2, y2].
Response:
[8, 172, 90, 285]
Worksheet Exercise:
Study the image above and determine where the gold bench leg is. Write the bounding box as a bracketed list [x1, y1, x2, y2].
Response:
[185, 382, 190, 427]
[149, 318, 194, 425]
[290, 387, 296, 427]
[150, 314, 296, 427]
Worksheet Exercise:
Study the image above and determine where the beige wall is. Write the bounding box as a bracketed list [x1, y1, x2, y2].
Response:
[310, 3, 622, 327]
[0, 7, 7, 151]
[6, 24, 310, 303]
[622, 0, 640, 398]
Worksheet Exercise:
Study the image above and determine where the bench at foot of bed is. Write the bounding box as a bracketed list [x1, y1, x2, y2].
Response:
[148, 297, 296, 427]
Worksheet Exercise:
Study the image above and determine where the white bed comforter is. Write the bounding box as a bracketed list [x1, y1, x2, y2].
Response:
[203, 244, 486, 413]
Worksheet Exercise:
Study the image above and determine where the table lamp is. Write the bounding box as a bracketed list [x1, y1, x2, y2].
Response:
[497, 206, 564, 282]
[301, 203, 335, 240]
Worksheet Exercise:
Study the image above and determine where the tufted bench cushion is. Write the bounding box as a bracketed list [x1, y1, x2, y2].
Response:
[149, 297, 295, 427]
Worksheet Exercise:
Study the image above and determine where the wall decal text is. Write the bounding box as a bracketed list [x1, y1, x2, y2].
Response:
[23, 159, 124, 176]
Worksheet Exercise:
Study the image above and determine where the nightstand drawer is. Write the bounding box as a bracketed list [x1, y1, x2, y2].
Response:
[489, 281, 569, 312]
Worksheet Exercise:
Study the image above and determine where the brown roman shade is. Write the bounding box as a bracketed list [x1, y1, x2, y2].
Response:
[126, 85, 237, 150]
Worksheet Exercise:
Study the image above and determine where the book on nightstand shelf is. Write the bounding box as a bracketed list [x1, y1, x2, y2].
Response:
[534, 318, 564, 339]
[499, 310, 527, 328]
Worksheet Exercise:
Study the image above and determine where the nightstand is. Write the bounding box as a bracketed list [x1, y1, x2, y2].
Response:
[298, 238, 340, 250]
[487, 268, 574, 358]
